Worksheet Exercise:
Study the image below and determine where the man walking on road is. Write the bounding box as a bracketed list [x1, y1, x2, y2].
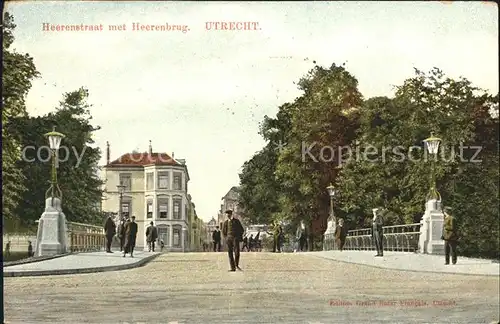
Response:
[104, 216, 116, 253]
[212, 226, 221, 252]
[146, 221, 158, 252]
[335, 218, 348, 251]
[441, 207, 459, 265]
[222, 210, 244, 271]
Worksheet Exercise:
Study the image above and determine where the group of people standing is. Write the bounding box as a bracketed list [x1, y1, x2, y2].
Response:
[103, 215, 141, 257]
[371, 206, 459, 264]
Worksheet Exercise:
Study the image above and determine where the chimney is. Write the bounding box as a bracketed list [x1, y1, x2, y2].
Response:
[172, 152, 175, 159]
[148, 140, 152, 155]
[106, 141, 110, 165]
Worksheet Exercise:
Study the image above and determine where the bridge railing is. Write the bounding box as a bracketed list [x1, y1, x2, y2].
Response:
[67, 221, 105, 253]
[324, 223, 421, 252]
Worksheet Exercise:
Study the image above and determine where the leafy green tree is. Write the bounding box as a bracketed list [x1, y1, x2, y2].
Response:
[8, 88, 104, 228]
[274, 64, 362, 249]
[337, 68, 499, 258]
[2, 12, 40, 224]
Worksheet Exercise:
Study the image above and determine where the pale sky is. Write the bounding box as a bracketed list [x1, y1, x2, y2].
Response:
[6, 1, 498, 222]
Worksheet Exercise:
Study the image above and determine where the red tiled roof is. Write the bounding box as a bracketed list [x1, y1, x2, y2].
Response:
[106, 152, 180, 167]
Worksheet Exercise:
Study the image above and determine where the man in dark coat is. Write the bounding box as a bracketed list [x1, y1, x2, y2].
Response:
[117, 218, 126, 251]
[145, 221, 158, 252]
[267, 223, 282, 253]
[222, 210, 244, 271]
[334, 218, 348, 251]
[372, 208, 384, 257]
[123, 216, 138, 257]
[441, 207, 458, 265]
[212, 226, 221, 252]
[104, 216, 116, 253]
[242, 235, 249, 252]
[248, 234, 255, 251]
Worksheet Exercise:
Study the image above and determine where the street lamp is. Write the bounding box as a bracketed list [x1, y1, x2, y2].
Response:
[44, 126, 65, 205]
[182, 226, 188, 253]
[326, 184, 336, 250]
[117, 184, 125, 219]
[423, 132, 442, 201]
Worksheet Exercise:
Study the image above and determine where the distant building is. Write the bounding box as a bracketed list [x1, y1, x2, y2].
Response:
[217, 186, 246, 250]
[100, 141, 192, 251]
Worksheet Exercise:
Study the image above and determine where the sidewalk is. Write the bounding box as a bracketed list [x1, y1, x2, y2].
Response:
[3, 250, 161, 277]
[304, 251, 499, 276]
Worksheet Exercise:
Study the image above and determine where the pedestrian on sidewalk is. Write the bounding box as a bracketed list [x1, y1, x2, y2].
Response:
[146, 221, 158, 252]
[28, 241, 33, 257]
[335, 218, 348, 251]
[104, 216, 116, 253]
[222, 210, 244, 271]
[123, 216, 138, 257]
[441, 207, 458, 265]
[118, 218, 126, 252]
[212, 226, 221, 252]
[5, 241, 11, 257]
[372, 208, 384, 257]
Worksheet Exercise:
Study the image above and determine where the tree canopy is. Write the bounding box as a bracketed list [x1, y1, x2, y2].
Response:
[239, 65, 499, 257]
[2, 13, 104, 231]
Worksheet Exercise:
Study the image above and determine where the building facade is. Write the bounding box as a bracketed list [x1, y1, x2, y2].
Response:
[187, 199, 207, 252]
[101, 142, 191, 251]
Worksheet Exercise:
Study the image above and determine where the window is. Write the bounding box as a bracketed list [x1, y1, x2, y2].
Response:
[158, 200, 168, 219]
[173, 227, 181, 247]
[146, 200, 153, 218]
[119, 174, 132, 191]
[158, 172, 169, 189]
[121, 203, 130, 218]
[173, 172, 182, 190]
[185, 206, 188, 221]
[146, 173, 154, 190]
[173, 199, 182, 219]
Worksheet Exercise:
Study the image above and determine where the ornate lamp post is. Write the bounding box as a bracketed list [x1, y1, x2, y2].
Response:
[324, 184, 336, 251]
[36, 126, 67, 256]
[418, 132, 445, 255]
[116, 184, 125, 219]
[423, 132, 442, 203]
[44, 127, 65, 205]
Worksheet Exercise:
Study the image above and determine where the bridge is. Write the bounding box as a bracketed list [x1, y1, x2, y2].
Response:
[3, 250, 499, 323]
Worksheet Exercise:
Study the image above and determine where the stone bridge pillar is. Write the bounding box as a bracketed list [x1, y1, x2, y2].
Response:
[35, 198, 68, 256]
[418, 199, 444, 255]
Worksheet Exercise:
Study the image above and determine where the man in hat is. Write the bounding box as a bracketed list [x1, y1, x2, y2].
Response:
[441, 207, 458, 265]
[145, 221, 158, 252]
[372, 208, 384, 257]
[123, 216, 138, 257]
[212, 226, 222, 252]
[222, 210, 244, 271]
[335, 218, 348, 251]
[104, 215, 116, 253]
[117, 218, 126, 252]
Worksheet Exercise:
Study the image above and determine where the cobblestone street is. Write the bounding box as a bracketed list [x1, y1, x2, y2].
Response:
[3, 252, 499, 323]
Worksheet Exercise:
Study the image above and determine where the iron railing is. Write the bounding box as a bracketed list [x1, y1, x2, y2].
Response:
[324, 223, 421, 252]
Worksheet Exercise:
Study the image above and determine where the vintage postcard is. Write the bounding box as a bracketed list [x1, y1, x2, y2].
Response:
[2, 1, 499, 323]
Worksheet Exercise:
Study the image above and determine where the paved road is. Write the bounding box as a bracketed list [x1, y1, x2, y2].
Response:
[3, 252, 499, 324]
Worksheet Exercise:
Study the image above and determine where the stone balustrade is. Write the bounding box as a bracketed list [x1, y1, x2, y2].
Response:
[66, 222, 105, 252]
